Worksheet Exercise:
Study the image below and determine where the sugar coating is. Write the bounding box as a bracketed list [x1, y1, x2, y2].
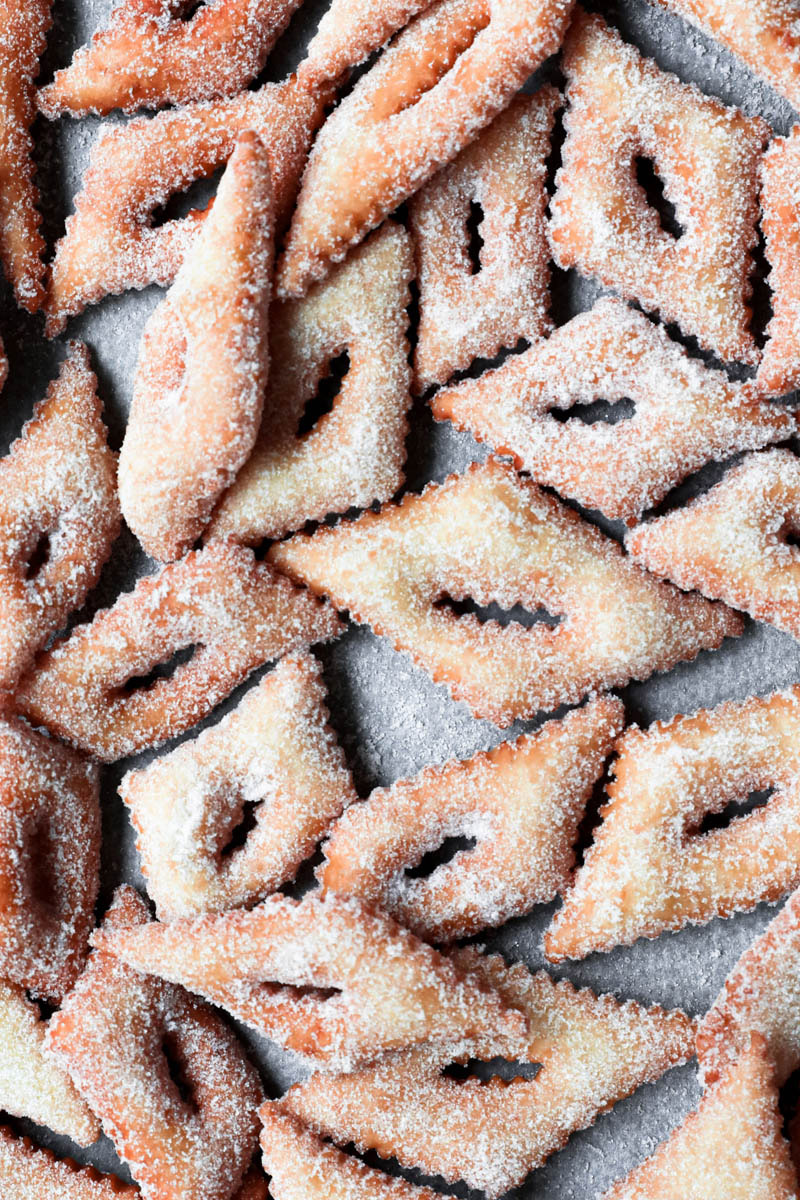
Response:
[0, 716, 100, 1002]
[0, 979, 98, 1145]
[261, 1107, 442, 1200]
[0, 0, 49, 312]
[277, 0, 575, 297]
[600, 1036, 799, 1200]
[121, 651, 357, 919]
[0, 343, 120, 691]
[91, 892, 528, 1072]
[697, 887, 800, 1088]
[37, 0, 303, 117]
[0, 1126, 137, 1199]
[208, 221, 414, 545]
[45, 75, 328, 336]
[411, 86, 558, 392]
[549, 9, 770, 364]
[298, 0, 434, 88]
[627, 448, 800, 641]
[546, 685, 800, 962]
[319, 696, 624, 941]
[654, 0, 800, 112]
[47, 887, 264, 1200]
[15, 541, 343, 762]
[434, 297, 796, 524]
[270, 459, 742, 726]
[758, 127, 800, 396]
[119, 133, 274, 562]
[281, 946, 695, 1198]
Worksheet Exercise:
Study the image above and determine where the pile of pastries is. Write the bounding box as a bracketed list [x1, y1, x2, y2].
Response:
[2, 0, 800, 1197]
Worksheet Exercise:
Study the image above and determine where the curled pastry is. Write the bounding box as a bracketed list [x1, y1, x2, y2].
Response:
[277, 0, 575, 297]
[208, 221, 413, 545]
[38, 0, 303, 117]
[45, 75, 327, 336]
[119, 132, 273, 561]
[0, 716, 100, 1002]
[15, 541, 343, 762]
[121, 652, 357, 919]
[549, 10, 769, 363]
[0, 1126, 137, 1199]
[48, 887, 264, 1200]
[545, 685, 800, 962]
[91, 892, 529, 1071]
[0, 344, 120, 691]
[433, 298, 795, 524]
[279, 947, 695, 1198]
[269, 459, 742, 727]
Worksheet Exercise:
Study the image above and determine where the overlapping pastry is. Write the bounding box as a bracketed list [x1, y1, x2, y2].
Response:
[653, 0, 800, 112]
[0, 1127, 137, 1199]
[549, 9, 769, 363]
[0, 979, 98, 1145]
[15, 542, 342, 761]
[433, 298, 795, 524]
[47, 887, 264, 1200]
[119, 133, 273, 562]
[261, 1107, 441, 1200]
[208, 221, 414, 545]
[45, 76, 327, 335]
[0, 0, 49, 312]
[319, 697, 623, 941]
[599, 1036, 799, 1200]
[0, 344, 120, 691]
[277, 0, 575, 296]
[297, 0, 434, 87]
[91, 892, 528, 1071]
[411, 87, 558, 392]
[627, 449, 800, 641]
[0, 715, 99, 1001]
[38, 0, 303, 116]
[269, 459, 742, 726]
[121, 652, 357, 919]
[697, 887, 800, 1088]
[545, 686, 800, 962]
[757, 128, 800, 397]
[279, 948, 695, 1197]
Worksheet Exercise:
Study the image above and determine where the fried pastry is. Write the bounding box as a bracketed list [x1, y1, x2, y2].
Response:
[758, 128, 800, 397]
[0, 1127, 137, 1199]
[600, 1036, 799, 1200]
[0, 716, 99, 1001]
[697, 888, 800, 1088]
[48, 887, 263, 1200]
[280, 947, 694, 1198]
[319, 696, 623, 942]
[652, 1, 800, 113]
[276, 0, 575, 297]
[119, 133, 273, 562]
[298, 0, 435, 87]
[433, 298, 794, 524]
[0, 979, 98, 1145]
[38, 0, 303, 117]
[45, 76, 327, 336]
[627, 449, 800, 641]
[261, 1107, 441, 1200]
[121, 652, 357, 920]
[91, 892, 528, 1071]
[0, 0, 49, 312]
[0, 344, 120, 691]
[15, 542, 342, 762]
[269, 459, 742, 727]
[411, 87, 558, 392]
[208, 221, 413, 545]
[545, 686, 800, 962]
[549, 10, 769, 364]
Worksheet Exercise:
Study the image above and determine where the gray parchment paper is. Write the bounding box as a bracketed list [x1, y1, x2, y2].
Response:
[3, 1, 800, 1195]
